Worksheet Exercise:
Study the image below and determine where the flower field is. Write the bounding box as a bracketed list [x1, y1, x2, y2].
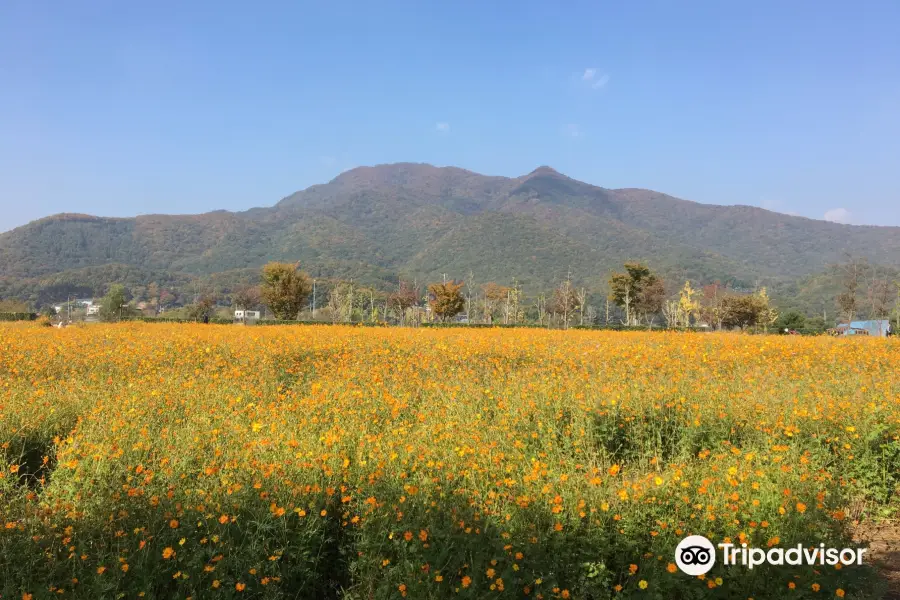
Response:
[1, 323, 898, 599]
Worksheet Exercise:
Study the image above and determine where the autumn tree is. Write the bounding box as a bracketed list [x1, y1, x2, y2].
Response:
[678, 281, 700, 326]
[755, 287, 778, 332]
[835, 255, 867, 323]
[608, 262, 663, 326]
[865, 265, 893, 320]
[504, 280, 523, 324]
[186, 295, 216, 321]
[636, 277, 665, 326]
[698, 282, 728, 330]
[327, 281, 355, 323]
[158, 289, 177, 310]
[428, 280, 465, 322]
[482, 282, 510, 324]
[389, 280, 419, 324]
[664, 281, 700, 328]
[551, 276, 579, 329]
[260, 262, 312, 320]
[719, 291, 775, 331]
[720, 295, 760, 330]
[232, 286, 261, 310]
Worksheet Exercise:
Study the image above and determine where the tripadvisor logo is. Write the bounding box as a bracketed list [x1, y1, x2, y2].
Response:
[675, 535, 868, 575]
[675, 535, 716, 575]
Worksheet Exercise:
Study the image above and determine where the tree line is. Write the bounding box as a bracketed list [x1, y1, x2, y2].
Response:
[171, 261, 780, 331]
[29, 254, 900, 333]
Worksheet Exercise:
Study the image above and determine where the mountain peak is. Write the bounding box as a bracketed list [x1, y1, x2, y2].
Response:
[526, 166, 562, 178]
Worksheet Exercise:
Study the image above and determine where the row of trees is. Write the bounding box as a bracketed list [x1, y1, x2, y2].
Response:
[78, 256, 898, 331]
[236, 261, 780, 330]
[834, 255, 898, 323]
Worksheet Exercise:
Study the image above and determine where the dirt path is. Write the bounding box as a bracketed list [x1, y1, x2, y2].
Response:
[855, 519, 900, 599]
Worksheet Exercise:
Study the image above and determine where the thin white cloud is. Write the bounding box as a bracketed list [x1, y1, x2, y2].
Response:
[591, 74, 610, 89]
[824, 208, 852, 224]
[562, 124, 584, 138]
[435, 122, 450, 133]
[576, 68, 610, 90]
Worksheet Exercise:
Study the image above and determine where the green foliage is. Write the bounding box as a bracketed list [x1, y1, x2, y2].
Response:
[774, 310, 808, 332]
[0, 312, 37, 321]
[0, 299, 30, 312]
[260, 263, 312, 320]
[608, 263, 665, 325]
[99, 284, 130, 322]
[720, 294, 767, 330]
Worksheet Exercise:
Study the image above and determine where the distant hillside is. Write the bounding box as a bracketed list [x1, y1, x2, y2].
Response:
[1, 163, 899, 309]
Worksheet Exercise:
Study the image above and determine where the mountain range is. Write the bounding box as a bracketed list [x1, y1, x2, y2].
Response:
[1, 162, 899, 311]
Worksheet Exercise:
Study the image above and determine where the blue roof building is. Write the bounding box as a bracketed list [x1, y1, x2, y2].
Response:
[844, 320, 893, 337]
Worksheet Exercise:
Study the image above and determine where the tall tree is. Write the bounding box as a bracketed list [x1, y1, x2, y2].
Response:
[677, 281, 700, 326]
[232, 286, 261, 310]
[260, 262, 312, 320]
[719, 290, 774, 331]
[99, 284, 130, 322]
[635, 276, 665, 326]
[721, 294, 765, 330]
[428, 280, 465, 322]
[186, 295, 216, 321]
[866, 267, 893, 320]
[482, 282, 510, 324]
[465, 271, 476, 324]
[389, 280, 419, 324]
[327, 281, 355, 323]
[504, 279, 522, 325]
[551, 275, 579, 329]
[576, 287, 588, 326]
[147, 282, 161, 314]
[755, 287, 778, 332]
[608, 262, 663, 326]
[699, 282, 728, 330]
[836, 255, 867, 323]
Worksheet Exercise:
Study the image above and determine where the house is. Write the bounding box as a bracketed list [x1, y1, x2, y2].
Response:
[234, 310, 261, 324]
[829, 320, 892, 337]
[87, 305, 100, 316]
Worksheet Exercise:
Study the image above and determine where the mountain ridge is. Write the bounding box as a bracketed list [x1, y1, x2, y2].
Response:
[1, 163, 898, 309]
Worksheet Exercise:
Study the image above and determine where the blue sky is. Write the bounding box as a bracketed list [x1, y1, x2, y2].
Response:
[2, 0, 899, 232]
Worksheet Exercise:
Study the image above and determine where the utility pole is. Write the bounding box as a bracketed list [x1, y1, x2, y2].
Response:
[312, 279, 317, 317]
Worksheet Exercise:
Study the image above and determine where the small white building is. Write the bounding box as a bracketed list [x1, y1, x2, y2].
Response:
[87, 305, 100, 316]
[234, 310, 261, 324]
